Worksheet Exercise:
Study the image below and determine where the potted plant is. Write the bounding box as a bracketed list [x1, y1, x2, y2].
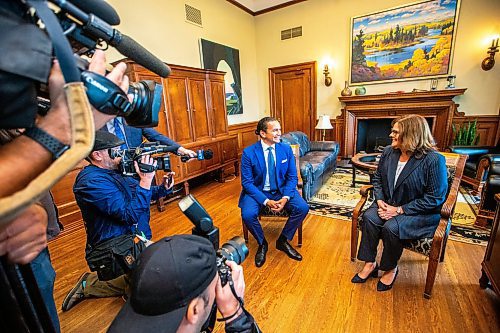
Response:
[452, 119, 479, 146]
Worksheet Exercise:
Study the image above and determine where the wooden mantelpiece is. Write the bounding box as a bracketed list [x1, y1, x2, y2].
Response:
[338, 88, 467, 158]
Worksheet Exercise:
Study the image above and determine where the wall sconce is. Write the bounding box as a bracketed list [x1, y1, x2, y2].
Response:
[323, 65, 332, 86]
[481, 37, 499, 71]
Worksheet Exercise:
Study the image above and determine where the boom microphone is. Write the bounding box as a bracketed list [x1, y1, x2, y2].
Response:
[138, 145, 179, 154]
[112, 35, 171, 78]
[68, 0, 121, 25]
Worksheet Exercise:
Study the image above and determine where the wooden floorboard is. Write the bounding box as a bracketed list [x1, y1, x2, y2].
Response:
[49, 177, 500, 332]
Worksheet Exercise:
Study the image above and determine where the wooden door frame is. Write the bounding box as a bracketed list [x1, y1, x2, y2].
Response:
[269, 61, 317, 138]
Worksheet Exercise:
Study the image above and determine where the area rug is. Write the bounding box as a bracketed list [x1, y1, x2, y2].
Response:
[308, 169, 489, 245]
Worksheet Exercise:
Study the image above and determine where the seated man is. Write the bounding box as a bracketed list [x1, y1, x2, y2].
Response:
[239, 117, 309, 268]
[108, 235, 260, 333]
[62, 131, 175, 311]
[104, 116, 196, 157]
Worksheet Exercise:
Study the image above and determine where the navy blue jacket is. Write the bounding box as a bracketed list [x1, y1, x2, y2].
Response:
[372, 146, 448, 239]
[74, 165, 171, 247]
[238, 141, 298, 206]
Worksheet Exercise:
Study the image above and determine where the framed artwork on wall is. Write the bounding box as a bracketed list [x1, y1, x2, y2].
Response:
[200, 39, 243, 115]
[349, 0, 461, 85]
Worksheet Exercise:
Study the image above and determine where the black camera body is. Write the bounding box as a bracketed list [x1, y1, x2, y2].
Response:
[109, 143, 176, 176]
[178, 194, 249, 286]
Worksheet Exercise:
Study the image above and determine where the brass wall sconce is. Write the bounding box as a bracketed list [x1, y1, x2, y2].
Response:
[481, 37, 499, 71]
[323, 65, 332, 86]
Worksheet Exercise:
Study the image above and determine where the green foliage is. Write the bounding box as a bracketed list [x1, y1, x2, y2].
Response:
[452, 119, 479, 146]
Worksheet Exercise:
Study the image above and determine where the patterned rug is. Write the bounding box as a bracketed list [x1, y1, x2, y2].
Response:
[308, 169, 490, 246]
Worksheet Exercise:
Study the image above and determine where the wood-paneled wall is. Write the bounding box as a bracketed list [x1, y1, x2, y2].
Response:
[228, 121, 258, 157]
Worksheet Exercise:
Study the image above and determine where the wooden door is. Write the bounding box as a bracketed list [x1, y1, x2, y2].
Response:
[210, 79, 228, 137]
[269, 62, 316, 139]
[165, 77, 192, 144]
[189, 78, 211, 141]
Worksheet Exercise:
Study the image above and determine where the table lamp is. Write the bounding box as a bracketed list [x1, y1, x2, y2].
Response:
[315, 115, 333, 141]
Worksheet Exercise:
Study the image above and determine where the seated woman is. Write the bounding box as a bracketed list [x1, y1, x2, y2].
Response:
[351, 114, 448, 291]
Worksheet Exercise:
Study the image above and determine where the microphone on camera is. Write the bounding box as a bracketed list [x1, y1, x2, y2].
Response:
[68, 0, 120, 25]
[112, 35, 171, 78]
[180, 149, 214, 162]
[137, 145, 179, 154]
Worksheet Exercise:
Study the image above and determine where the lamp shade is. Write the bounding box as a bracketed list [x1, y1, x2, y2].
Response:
[315, 115, 333, 130]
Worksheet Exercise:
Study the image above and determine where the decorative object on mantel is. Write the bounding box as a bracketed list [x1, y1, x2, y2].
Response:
[446, 74, 456, 89]
[481, 37, 499, 71]
[430, 78, 438, 91]
[340, 81, 352, 96]
[315, 115, 334, 141]
[354, 86, 366, 95]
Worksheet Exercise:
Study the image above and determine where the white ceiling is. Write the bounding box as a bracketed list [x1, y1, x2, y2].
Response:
[232, 0, 298, 12]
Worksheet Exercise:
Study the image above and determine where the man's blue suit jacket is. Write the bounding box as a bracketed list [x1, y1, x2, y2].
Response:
[372, 146, 448, 239]
[238, 141, 298, 207]
[101, 119, 180, 150]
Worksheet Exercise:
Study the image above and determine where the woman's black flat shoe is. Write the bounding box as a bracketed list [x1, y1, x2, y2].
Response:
[377, 267, 399, 292]
[351, 264, 379, 283]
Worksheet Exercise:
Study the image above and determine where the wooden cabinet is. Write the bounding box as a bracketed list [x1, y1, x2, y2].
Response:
[480, 193, 500, 297]
[125, 61, 238, 193]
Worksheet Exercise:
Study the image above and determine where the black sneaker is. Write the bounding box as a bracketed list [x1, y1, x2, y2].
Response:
[62, 272, 90, 312]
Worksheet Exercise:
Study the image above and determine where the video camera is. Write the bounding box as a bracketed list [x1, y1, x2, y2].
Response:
[0, 0, 170, 129]
[110, 143, 214, 177]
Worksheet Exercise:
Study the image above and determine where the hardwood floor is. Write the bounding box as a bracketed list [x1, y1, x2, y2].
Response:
[49, 177, 500, 332]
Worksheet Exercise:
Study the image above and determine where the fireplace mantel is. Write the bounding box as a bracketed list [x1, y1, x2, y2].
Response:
[337, 88, 467, 157]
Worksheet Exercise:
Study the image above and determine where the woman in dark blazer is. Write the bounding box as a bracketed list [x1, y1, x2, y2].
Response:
[351, 114, 448, 291]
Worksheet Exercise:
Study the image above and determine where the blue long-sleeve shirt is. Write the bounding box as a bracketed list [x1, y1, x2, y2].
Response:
[74, 165, 171, 247]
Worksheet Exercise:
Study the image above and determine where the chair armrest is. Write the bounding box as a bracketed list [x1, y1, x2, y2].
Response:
[310, 141, 339, 152]
[352, 185, 374, 228]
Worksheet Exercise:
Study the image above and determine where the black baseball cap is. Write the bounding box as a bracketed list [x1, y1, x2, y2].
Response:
[92, 130, 124, 152]
[107, 235, 217, 333]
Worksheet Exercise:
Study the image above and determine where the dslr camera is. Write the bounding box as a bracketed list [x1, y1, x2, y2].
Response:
[110, 143, 214, 177]
[178, 194, 248, 286]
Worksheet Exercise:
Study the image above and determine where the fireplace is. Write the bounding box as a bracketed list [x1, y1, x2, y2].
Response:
[356, 117, 434, 153]
[338, 89, 466, 158]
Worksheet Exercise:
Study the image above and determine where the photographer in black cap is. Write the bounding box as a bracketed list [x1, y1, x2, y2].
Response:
[108, 235, 260, 333]
[62, 131, 175, 311]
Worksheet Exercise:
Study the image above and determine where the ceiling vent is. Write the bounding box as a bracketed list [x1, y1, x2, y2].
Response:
[281, 26, 302, 40]
[185, 4, 202, 27]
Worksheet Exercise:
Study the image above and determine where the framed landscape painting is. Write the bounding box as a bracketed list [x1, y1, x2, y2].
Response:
[350, 0, 461, 85]
[200, 39, 243, 115]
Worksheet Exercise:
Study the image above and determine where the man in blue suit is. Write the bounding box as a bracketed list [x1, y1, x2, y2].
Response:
[239, 117, 309, 267]
[103, 116, 196, 156]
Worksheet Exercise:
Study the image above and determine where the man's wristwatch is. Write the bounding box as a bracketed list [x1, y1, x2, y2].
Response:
[24, 126, 70, 161]
[396, 206, 402, 215]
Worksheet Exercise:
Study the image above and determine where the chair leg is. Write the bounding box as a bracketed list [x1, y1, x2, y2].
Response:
[242, 221, 249, 243]
[351, 228, 359, 262]
[424, 257, 439, 299]
[298, 222, 303, 247]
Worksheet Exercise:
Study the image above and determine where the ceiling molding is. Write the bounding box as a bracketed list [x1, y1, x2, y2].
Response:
[226, 0, 307, 16]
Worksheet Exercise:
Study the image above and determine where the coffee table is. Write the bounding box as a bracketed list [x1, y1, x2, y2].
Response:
[350, 153, 380, 187]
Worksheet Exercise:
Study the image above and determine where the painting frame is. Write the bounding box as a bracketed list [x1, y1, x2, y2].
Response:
[349, 0, 461, 85]
[199, 39, 243, 115]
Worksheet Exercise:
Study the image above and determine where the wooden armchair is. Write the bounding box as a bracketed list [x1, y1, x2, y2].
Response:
[350, 152, 466, 298]
[242, 144, 304, 247]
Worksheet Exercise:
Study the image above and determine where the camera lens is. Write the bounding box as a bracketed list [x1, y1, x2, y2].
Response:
[124, 81, 163, 127]
[218, 236, 248, 265]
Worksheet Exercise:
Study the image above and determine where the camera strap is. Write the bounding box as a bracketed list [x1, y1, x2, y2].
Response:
[25, 0, 80, 83]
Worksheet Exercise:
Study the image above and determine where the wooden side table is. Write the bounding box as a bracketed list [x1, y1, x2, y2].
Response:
[479, 193, 500, 296]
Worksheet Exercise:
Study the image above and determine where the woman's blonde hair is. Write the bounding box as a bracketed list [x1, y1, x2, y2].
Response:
[392, 114, 436, 158]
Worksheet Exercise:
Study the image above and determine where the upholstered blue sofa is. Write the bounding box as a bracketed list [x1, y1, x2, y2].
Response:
[281, 131, 339, 202]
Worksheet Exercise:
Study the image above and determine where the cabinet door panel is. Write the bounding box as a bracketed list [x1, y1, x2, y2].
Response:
[221, 138, 238, 162]
[189, 79, 211, 141]
[186, 157, 204, 175]
[210, 80, 228, 137]
[166, 77, 192, 144]
[204, 143, 220, 168]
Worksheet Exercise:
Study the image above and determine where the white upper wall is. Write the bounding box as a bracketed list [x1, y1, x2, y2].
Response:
[106, 0, 260, 125]
[105, 0, 499, 126]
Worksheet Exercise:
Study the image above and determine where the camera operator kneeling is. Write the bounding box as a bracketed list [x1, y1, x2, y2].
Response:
[108, 235, 260, 333]
[62, 131, 175, 312]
